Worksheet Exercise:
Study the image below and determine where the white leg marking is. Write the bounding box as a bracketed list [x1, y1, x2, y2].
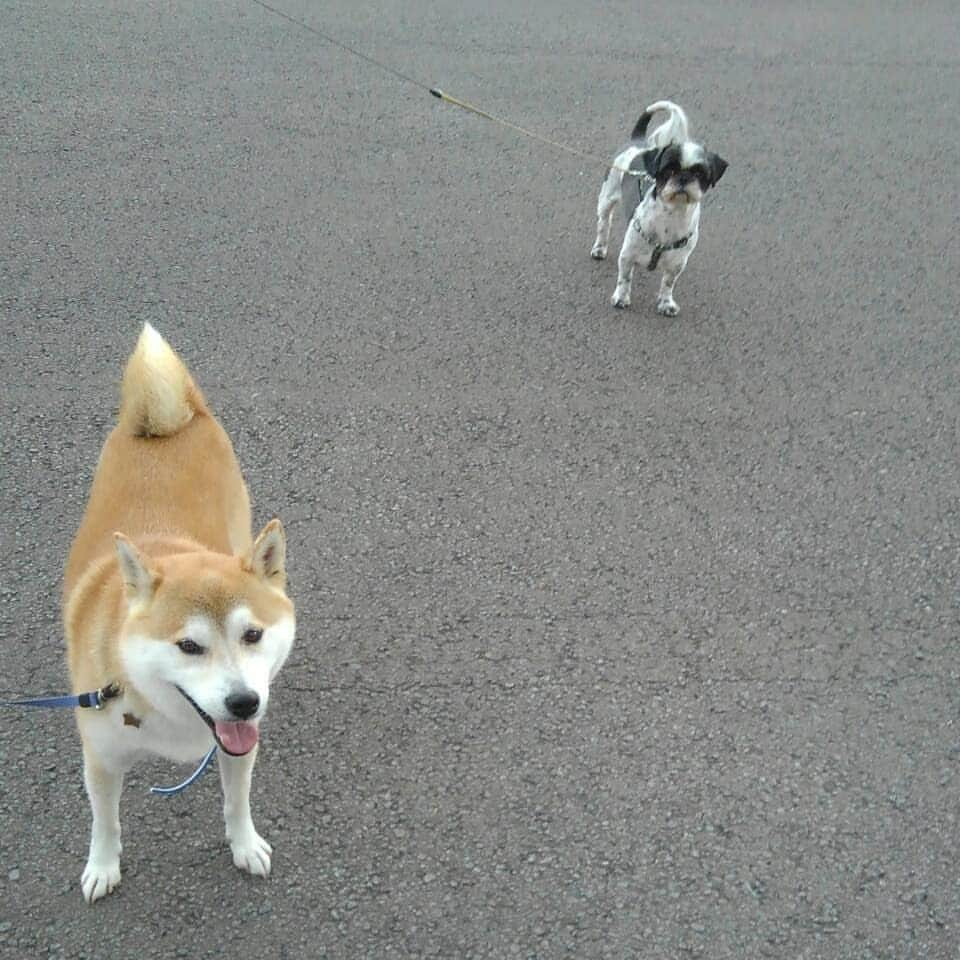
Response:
[656, 265, 686, 316]
[81, 753, 124, 904]
[219, 746, 272, 878]
[611, 226, 644, 308]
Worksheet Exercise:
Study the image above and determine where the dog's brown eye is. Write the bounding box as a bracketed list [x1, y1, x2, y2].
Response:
[243, 628, 263, 645]
[177, 638, 204, 655]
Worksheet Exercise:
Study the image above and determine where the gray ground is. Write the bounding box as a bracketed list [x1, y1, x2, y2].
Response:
[1, 1, 958, 957]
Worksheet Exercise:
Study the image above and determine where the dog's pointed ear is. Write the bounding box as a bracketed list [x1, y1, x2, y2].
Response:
[245, 519, 286, 588]
[706, 152, 728, 187]
[114, 534, 159, 604]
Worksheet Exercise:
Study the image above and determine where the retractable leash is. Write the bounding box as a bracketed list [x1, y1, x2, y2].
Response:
[247, 0, 639, 175]
[429, 88, 626, 170]
[3, 684, 217, 797]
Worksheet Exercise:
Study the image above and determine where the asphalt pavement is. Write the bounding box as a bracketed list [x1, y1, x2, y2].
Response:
[1, 1, 958, 957]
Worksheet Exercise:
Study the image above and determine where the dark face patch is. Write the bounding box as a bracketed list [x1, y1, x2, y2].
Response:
[688, 153, 728, 191]
[643, 144, 728, 194]
[686, 164, 711, 191]
[643, 144, 683, 182]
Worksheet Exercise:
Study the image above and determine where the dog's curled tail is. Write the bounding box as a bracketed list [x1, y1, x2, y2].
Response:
[631, 100, 690, 147]
[118, 323, 207, 437]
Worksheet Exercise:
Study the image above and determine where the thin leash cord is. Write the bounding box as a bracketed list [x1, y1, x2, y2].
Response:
[247, 0, 430, 92]
[428, 88, 614, 168]
[246, 0, 622, 172]
[149, 745, 218, 797]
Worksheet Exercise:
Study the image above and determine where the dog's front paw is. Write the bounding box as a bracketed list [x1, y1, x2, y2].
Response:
[611, 289, 631, 309]
[81, 857, 121, 903]
[590, 243, 607, 260]
[230, 829, 273, 878]
[657, 299, 679, 317]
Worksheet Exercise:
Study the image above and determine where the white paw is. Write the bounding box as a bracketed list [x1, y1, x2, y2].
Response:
[611, 290, 631, 309]
[590, 244, 607, 260]
[230, 830, 273, 878]
[81, 858, 121, 903]
[657, 299, 679, 316]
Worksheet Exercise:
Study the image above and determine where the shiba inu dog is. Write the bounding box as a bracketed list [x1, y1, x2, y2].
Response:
[63, 324, 295, 903]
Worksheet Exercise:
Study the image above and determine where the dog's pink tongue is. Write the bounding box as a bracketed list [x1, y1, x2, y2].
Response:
[214, 721, 259, 755]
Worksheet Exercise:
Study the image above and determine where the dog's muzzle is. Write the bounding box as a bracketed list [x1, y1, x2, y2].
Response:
[176, 686, 260, 757]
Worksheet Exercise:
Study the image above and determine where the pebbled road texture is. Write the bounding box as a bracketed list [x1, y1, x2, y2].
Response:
[1, 1, 958, 957]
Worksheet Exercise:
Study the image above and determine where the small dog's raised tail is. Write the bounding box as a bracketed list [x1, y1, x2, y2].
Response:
[631, 100, 690, 147]
[118, 323, 208, 437]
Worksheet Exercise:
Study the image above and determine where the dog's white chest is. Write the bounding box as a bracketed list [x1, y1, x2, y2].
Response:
[83, 699, 214, 767]
[633, 199, 700, 249]
[136, 713, 213, 763]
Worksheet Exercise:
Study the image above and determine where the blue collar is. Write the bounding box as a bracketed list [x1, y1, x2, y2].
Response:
[3, 681, 216, 796]
[3, 682, 122, 710]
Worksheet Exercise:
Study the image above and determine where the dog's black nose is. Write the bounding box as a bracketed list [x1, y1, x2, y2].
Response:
[225, 690, 260, 720]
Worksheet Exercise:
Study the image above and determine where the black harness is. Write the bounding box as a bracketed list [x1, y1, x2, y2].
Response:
[629, 174, 692, 270]
[636, 229, 692, 271]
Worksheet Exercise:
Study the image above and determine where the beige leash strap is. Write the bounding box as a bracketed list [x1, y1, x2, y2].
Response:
[429, 87, 639, 174]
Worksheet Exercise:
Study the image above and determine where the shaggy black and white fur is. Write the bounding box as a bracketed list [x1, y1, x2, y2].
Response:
[591, 100, 727, 315]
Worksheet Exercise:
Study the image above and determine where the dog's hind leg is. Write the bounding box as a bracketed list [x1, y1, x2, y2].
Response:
[219, 746, 272, 878]
[80, 751, 124, 903]
[591, 169, 621, 260]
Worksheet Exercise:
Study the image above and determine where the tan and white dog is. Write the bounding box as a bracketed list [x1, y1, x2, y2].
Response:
[63, 324, 295, 903]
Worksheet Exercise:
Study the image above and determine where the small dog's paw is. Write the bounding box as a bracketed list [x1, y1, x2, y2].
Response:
[230, 830, 273, 878]
[611, 290, 631, 309]
[590, 244, 607, 260]
[657, 299, 679, 317]
[81, 858, 121, 903]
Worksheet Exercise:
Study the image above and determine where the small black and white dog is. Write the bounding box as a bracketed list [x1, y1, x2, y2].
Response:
[590, 100, 727, 315]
